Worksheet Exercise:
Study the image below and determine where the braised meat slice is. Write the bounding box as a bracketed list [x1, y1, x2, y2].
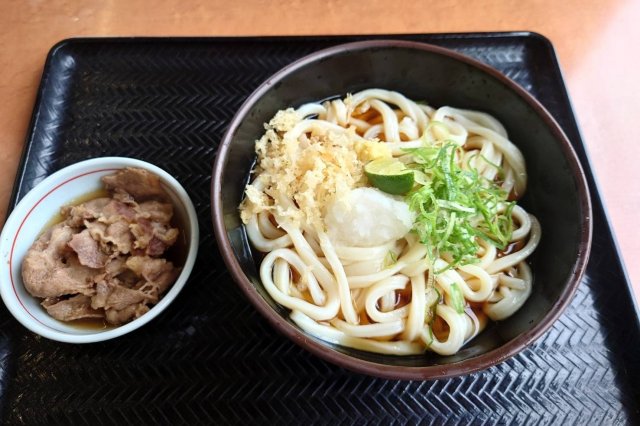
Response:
[85, 220, 133, 255]
[85, 220, 107, 241]
[102, 167, 167, 201]
[106, 220, 133, 254]
[42, 294, 104, 322]
[105, 303, 150, 325]
[62, 198, 111, 227]
[92, 278, 155, 311]
[22, 224, 97, 298]
[126, 256, 180, 295]
[92, 277, 155, 325]
[130, 219, 179, 257]
[43, 222, 75, 254]
[100, 200, 137, 223]
[104, 256, 128, 277]
[68, 229, 108, 268]
[136, 201, 174, 223]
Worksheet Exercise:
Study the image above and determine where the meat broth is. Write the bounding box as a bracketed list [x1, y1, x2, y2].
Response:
[66, 317, 115, 331]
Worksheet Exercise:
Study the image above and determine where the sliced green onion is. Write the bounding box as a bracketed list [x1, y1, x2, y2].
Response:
[402, 140, 514, 269]
[479, 154, 505, 180]
[424, 326, 435, 347]
[449, 283, 465, 314]
[413, 169, 431, 186]
[424, 287, 440, 324]
[383, 250, 398, 268]
[437, 200, 476, 214]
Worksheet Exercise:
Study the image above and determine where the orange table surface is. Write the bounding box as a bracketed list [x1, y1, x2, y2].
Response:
[1, 0, 639, 302]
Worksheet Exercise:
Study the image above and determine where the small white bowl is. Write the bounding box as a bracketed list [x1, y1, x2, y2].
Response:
[0, 157, 199, 343]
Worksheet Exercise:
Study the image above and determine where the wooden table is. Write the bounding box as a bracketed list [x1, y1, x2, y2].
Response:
[1, 0, 638, 300]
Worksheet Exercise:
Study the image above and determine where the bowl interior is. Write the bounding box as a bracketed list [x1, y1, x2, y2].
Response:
[216, 42, 589, 371]
[0, 158, 197, 342]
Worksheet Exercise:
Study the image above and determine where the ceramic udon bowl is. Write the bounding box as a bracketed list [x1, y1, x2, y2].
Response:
[211, 40, 592, 379]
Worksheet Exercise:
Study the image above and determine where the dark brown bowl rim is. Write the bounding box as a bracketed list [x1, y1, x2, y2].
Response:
[211, 39, 593, 380]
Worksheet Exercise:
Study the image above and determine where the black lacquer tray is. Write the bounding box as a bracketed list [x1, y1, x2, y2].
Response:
[1, 33, 639, 424]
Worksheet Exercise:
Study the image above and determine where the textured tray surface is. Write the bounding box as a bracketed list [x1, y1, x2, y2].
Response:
[1, 34, 639, 424]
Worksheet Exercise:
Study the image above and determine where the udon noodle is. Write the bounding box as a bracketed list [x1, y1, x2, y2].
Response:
[240, 89, 540, 356]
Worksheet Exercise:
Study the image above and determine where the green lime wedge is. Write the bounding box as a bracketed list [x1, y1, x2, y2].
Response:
[365, 158, 415, 195]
